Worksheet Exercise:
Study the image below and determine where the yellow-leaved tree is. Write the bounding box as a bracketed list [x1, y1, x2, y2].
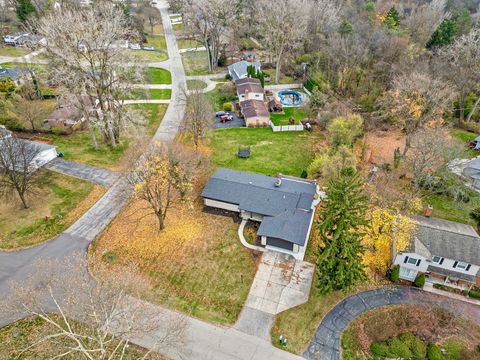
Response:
[362, 208, 416, 276]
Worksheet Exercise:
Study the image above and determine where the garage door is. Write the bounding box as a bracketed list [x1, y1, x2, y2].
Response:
[266, 237, 294, 251]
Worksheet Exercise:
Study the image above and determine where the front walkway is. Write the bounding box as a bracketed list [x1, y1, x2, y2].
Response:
[45, 158, 118, 187]
[304, 287, 480, 360]
[235, 251, 314, 340]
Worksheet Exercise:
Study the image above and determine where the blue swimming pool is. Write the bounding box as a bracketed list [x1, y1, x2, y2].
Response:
[278, 90, 303, 106]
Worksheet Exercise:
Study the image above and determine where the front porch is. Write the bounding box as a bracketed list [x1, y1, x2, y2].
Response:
[426, 266, 476, 291]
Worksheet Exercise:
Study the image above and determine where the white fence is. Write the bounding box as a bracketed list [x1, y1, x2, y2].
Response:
[269, 121, 304, 132]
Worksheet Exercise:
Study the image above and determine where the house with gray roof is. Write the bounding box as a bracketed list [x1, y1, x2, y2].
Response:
[0, 67, 30, 85]
[393, 216, 480, 290]
[201, 168, 319, 260]
[227, 60, 261, 82]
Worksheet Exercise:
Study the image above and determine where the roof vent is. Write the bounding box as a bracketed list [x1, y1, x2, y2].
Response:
[275, 178, 282, 187]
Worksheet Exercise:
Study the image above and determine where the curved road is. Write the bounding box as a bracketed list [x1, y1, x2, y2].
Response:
[303, 287, 480, 360]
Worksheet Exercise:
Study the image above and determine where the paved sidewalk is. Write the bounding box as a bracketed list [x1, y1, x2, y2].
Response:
[45, 158, 118, 187]
[304, 287, 480, 360]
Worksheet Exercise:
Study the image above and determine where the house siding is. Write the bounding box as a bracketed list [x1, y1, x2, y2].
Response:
[204, 198, 239, 213]
[245, 115, 270, 127]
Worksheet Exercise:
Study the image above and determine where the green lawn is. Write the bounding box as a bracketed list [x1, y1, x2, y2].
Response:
[210, 128, 319, 177]
[263, 68, 297, 85]
[131, 49, 168, 62]
[125, 88, 171, 100]
[187, 79, 207, 90]
[205, 83, 237, 111]
[0, 46, 31, 57]
[422, 191, 480, 226]
[0, 170, 101, 250]
[182, 52, 209, 76]
[172, 23, 183, 31]
[270, 107, 305, 125]
[44, 104, 166, 168]
[177, 38, 203, 49]
[451, 128, 479, 158]
[145, 67, 172, 84]
[145, 35, 166, 50]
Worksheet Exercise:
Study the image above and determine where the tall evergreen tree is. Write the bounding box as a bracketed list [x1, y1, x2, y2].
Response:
[426, 19, 458, 49]
[384, 6, 400, 30]
[16, 0, 36, 23]
[316, 167, 368, 295]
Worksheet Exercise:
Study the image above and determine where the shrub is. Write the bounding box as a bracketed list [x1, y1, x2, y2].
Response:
[428, 344, 442, 360]
[307, 146, 357, 180]
[300, 169, 308, 179]
[370, 341, 391, 357]
[388, 337, 413, 359]
[327, 114, 364, 148]
[469, 288, 480, 299]
[390, 264, 400, 282]
[399, 333, 426, 359]
[223, 102, 233, 111]
[414, 274, 426, 288]
[225, 74, 232, 81]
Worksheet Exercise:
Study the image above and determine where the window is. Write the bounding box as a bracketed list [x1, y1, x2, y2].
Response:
[456, 261, 468, 270]
[407, 257, 418, 265]
[400, 267, 417, 280]
[432, 256, 444, 264]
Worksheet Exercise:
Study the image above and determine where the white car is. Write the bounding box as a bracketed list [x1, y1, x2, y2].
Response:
[143, 46, 155, 51]
[129, 43, 141, 50]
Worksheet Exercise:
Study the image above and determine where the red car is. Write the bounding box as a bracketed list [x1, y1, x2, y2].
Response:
[219, 114, 233, 122]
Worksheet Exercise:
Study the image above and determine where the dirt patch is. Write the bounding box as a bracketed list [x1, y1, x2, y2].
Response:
[365, 130, 405, 165]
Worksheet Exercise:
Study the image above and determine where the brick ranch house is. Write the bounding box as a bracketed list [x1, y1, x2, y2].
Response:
[394, 216, 480, 290]
[201, 168, 320, 260]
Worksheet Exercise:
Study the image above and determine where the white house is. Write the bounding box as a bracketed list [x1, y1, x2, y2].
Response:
[393, 216, 480, 290]
[235, 78, 264, 102]
[201, 168, 320, 260]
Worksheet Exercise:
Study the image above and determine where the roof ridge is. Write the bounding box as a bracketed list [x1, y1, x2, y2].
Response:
[417, 221, 480, 240]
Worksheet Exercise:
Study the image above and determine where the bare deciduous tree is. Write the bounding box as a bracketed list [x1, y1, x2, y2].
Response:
[386, 70, 455, 155]
[257, 0, 309, 84]
[136, 1, 161, 35]
[1, 255, 187, 359]
[407, 128, 462, 188]
[31, 1, 146, 149]
[182, 85, 212, 149]
[436, 28, 480, 122]
[127, 142, 202, 231]
[404, 0, 448, 47]
[184, 0, 236, 72]
[7, 96, 52, 131]
[0, 134, 41, 209]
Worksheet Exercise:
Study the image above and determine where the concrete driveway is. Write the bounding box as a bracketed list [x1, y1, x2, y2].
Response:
[235, 251, 314, 339]
[212, 113, 245, 129]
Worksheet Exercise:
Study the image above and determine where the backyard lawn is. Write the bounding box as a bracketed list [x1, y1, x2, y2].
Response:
[187, 79, 207, 90]
[209, 128, 319, 177]
[451, 128, 479, 158]
[0, 46, 31, 57]
[145, 67, 172, 84]
[0, 170, 103, 250]
[182, 52, 209, 76]
[422, 190, 480, 226]
[131, 49, 168, 62]
[177, 38, 203, 49]
[0, 316, 162, 359]
[270, 107, 305, 126]
[263, 68, 297, 85]
[44, 104, 166, 168]
[90, 197, 257, 325]
[145, 35, 166, 50]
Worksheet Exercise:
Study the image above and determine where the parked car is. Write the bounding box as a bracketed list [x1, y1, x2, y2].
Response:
[215, 111, 228, 117]
[143, 46, 155, 51]
[219, 114, 233, 122]
[130, 43, 141, 50]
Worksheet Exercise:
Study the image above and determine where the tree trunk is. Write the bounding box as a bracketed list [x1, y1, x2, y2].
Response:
[157, 212, 165, 230]
[17, 190, 29, 209]
[467, 95, 480, 122]
[205, 39, 213, 73]
[459, 95, 465, 123]
[88, 121, 98, 150]
[403, 135, 411, 156]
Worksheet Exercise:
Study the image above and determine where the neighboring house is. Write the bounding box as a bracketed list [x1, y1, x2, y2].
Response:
[0, 67, 30, 85]
[393, 216, 480, 290]
[3, 32, 44, 47]
[0, 126, 57, 171]
[44, 103, 84, 134]
[235, 78, 264, 102]
[227, 60, 261, 82]
[463, 157, 480, 190]
[201, 168, 319, 260]
[3, 32, 29, 45]
[240, 99, 270, 127]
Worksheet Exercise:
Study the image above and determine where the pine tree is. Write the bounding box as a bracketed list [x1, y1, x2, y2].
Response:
[16, 0, 36, 23]
[426, 19, 458, 49]
[316, 167, 368, 295]
[384, 7, 400, 30]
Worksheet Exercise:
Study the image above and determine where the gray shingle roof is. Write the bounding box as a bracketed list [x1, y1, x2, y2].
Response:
[413, 216, 480, 266]
[463, 157, 480, 180]
[0, 67, 29, 81]
[202, 168, 317, 245]
[227, 61, 261, 81]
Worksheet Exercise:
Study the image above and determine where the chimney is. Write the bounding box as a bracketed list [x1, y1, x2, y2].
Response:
[424, 205, 433, 217]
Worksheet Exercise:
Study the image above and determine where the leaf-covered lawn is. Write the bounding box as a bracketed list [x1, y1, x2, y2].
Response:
[0, 170, 103, 250]
[0, 46, 31, 57]
[209, 128, 320, 177]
